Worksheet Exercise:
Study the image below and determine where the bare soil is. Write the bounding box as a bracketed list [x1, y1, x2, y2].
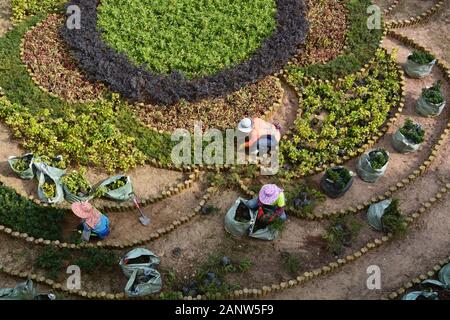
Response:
[388, 0, 437, 21]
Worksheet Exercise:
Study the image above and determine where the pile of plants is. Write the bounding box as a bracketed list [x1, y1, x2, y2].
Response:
[61, 167, 92, 199]
[421, 81, 445, 105]
[408, 50, 435, 65]
[399, 119, 425, 144]
[61, 0, 309, 105]
[41, 179, 57, 198]
[281, 49, 401, 174]
[104, 176, 127, 191]
[130, 77, 283, 132]
[0, 184, 65, 239]
[22, 14, 105, 102]
[35, 246, 118, 280]
[368, 149, 389, 170]
[323, 216, 362, 255]
[286, 0, 384, 80]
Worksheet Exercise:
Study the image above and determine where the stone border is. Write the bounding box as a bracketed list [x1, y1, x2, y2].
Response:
[0, 180, 446, 300]
[238, 31, 450, 220]
[385, 0, 445, 29]
[385, 254, 450, 300]
[383, 0, 401, 16]
[0, 178, 216, 250]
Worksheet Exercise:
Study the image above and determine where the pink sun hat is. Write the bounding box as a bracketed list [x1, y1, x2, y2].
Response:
[259, 184, 283, 205]
[71, 201, 101, 228]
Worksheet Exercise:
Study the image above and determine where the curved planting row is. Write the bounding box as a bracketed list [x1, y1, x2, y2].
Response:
[385, 0, 445, 29]
[60, 0, 308, 105]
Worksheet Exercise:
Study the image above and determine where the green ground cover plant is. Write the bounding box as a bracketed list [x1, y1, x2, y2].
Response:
[400, 119, 425, 144]
[286, 0, 383, 80]
[368, 149, 389, 170]
[11, 0, 64, 22]
[323, 215, 363, 255]
[281, 49, 401, 174]
[422, 81, 445, 104]
[61, 168, 91, 195]
[98, 0, 277, 78]
[0, 184, 65, 239]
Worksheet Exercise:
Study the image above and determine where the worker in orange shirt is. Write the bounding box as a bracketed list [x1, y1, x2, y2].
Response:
[237, 117, 281, 156]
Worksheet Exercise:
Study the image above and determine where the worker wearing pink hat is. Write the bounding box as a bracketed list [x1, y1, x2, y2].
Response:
[71, 201, 110, 240]
[247, 184, 287, 223]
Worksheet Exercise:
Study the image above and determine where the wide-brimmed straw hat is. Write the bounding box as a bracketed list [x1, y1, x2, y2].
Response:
[259, 184, 283, 205]
[238, 118, 253, 133]
[71, 201, 101, 228]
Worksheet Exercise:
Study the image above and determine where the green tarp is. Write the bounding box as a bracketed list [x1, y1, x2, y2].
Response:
[422, 263, 450, 289]
[392, 130, 421, 154]
[367, 199, 392, 231]
[402, 291, 438, 300]
[405, 59, 436, 78]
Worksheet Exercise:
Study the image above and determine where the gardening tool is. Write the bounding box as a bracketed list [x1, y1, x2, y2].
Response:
[132, 193, 150, 226]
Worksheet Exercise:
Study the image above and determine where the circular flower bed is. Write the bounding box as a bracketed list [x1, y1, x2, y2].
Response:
[97, 0, 278, 78]
[61, 0, 309, 105]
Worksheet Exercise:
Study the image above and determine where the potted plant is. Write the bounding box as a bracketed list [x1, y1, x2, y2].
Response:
[97, 175, 133, 201]
[405, 50, 436, 78]
[8, 153, 34, 180]
[320, 166, 354, 198]
[416, 81, 446, 117]
[61, 168, 93, 203]
[356, 148, 390, 183]
[392, 118, 425, 153]
[37, 172, 64, 204]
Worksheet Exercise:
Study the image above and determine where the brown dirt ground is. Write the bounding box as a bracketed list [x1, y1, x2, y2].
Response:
[387, 0, 437, 21]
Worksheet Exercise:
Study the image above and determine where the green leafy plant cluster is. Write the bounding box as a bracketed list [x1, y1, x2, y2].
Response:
[42, 180, 56, 198]
[11, 0, 64, 22]
[105, 176, 127, 191]
[98, 0, 277, 78]
[0, 185, 65, 239]
[408, 50, 435, 65]
[286, 0, 384, 80]
[422, 81, 445, 105]
[284, 182, 325, 217]
[281, 49, 401, 174]
[12, 157, 31, 172]
[35, 247, 118, 280]
[400, 119, 425, 144]
[323, 215, 363, 255]
[381, 199, 407, 238]
[325, 167, 352, 190]
[368, 149, 389, 170]
[61, 168, 91, 195]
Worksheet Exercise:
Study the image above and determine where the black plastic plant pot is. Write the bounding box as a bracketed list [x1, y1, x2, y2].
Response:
[320, 167, 354, 199]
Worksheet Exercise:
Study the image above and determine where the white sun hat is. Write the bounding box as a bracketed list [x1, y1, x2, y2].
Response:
[237, 118, 253, 133]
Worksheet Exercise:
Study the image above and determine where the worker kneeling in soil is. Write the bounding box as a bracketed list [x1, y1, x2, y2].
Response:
[237, 118, 281, 156]
[247, 184, 287, 224]
[72, 201, 110, 241]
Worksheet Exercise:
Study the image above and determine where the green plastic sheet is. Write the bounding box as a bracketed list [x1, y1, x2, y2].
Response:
[392, 130, 421, 154]
[356, 149, 389, 183]
[37, 171, 65, 204]
[404, 59, 436, 78]
[224, 197, 280, 241]
[7, 153, 34, 180]
[0, 280, 37, 300]
[120, 248, 162, 297]
[98, 175, 133, 201]
[416, 95, 446, 117]
[367, 199, 392, 231]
